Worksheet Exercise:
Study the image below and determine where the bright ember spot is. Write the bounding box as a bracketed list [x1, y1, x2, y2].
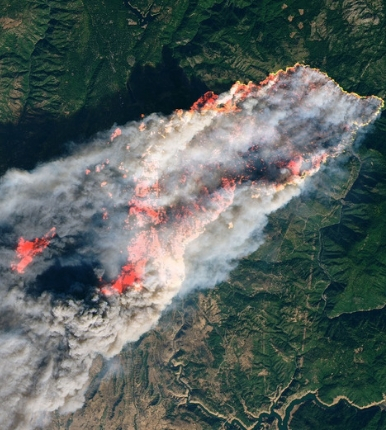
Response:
[287, 156, 303, 176]
[190, 82, 257, 114]
[102, 261, 145, 295]
[110, 127, 122, 142]
[12, 228, 56, 273]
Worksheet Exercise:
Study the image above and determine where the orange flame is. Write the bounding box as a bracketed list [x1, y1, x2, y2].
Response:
[287, 156, 303, 176]
[190, 82, 259, 114]
[110, 127, 122, 142]
[12, 228, 56, 273]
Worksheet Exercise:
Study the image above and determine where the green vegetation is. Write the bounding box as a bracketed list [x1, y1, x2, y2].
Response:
[290, 399, 386, 430]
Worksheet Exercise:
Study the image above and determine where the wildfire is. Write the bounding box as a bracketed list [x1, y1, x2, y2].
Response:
[2, 64, 383, 430]
[190, 82, 259, 114]
[10, 65, 383, 298]
[11, 228, 56, 273]
[110, 127, 122, 142]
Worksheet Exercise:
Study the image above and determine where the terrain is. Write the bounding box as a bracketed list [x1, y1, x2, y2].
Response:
[1, 0, 386, 428]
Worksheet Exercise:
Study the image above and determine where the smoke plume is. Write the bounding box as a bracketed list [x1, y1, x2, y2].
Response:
[0, 65, 382, 429]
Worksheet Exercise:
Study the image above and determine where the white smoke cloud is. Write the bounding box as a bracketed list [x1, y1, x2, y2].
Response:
[0, 65, 382, 429]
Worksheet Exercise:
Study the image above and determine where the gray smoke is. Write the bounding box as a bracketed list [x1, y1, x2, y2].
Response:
[0, 65, 382, 429]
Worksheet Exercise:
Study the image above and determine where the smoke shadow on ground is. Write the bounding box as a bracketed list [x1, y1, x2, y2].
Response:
[0, 47, 208, 175]
[28, 262, 100, 303]
[127, 48, 208, 116]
